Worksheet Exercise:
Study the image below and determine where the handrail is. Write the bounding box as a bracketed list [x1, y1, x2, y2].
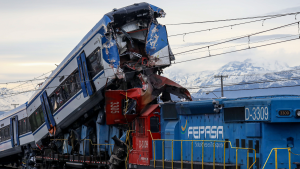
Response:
[262, 148, 291, 169]
[147, 130, 256, 169]
[50, 131, 299, 169]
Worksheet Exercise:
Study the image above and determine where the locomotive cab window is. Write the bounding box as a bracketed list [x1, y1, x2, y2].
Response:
[150, 116, 160, 133]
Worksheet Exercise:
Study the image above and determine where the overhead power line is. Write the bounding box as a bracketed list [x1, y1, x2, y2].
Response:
[174, 37, 300, 64]
[1, 22, 299, 87]
[2, 68, 300, 100]
[168, 15, 289, 37]
[1, 21, 299, 99]
[185, 75, 300, 89]
[1, 36, 299, 99]
[197, 83, 300, 93]
[173, 34, 298, 56]
[174, 21, 300, 55]
[166, 11, 300, 25]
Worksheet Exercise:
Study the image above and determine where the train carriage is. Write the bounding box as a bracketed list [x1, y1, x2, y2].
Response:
[0, 104, 34, 166]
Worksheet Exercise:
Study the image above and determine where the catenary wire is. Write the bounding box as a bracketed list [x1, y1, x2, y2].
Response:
[1, 32, 298, 86]
[165, 11, 300, 25]
[174, 21, 300, 55]
[168, 15, 290, 37]
[1, 23, 300, 99]
[1, 36, 300, 98]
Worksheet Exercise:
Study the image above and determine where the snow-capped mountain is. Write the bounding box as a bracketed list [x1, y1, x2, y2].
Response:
[1, 58, 300, 111]
[164, 59, 300, 98]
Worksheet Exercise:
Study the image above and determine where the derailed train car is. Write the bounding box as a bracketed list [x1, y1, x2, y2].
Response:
[23, 2, 191, 169]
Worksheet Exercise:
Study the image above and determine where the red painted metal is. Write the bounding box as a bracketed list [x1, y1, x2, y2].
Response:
[105, 83, 155, 125]
[129, 104, 161, 166]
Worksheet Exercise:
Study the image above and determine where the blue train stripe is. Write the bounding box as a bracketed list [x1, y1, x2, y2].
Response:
[33, 71, 104, 136]
[27, 22, 109, 108]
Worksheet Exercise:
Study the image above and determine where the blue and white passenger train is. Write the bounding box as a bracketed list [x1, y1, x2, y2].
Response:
[25, 2, 182, 152]
[0, 103, 34, 165]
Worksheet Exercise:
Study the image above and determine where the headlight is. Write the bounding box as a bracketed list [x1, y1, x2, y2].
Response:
[296, 110, 300, 117]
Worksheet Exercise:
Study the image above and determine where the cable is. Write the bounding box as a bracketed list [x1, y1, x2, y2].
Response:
[2, 36, 299, 99]
[165, 11, 300, 25]
[185, 76, 300, 89]
[1, 23, 300, 99]
[174, 21, 299, 55]
[195, 83, 300, 93]
[1, 25, 298, 86]
[2, 68, 300, 99]
[174, 37, 300, 64]
[173, 34, 298, 57]
[168, 15, 287, 37]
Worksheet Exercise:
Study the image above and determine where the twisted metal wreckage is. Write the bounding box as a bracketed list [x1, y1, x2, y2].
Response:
[102, 4, 192, 168]
[102, 3, 192, 124]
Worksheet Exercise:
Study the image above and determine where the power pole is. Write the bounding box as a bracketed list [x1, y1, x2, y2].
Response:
[214, 75, 228, 97]
[11, 104, 19, 109]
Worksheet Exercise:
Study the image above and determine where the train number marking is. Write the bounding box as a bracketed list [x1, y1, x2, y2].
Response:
[245, 107, 268, 121]
[110, 102, 120, 113]
[139, 140, 148, 149]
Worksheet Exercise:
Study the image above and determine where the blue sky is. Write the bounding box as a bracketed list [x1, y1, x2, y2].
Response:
[1, 0, 300, 86]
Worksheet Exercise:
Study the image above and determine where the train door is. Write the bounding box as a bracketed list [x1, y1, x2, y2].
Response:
[10, 115, 20, 147]
[40, 91, 56, 136]
[77, 51, 94, 98]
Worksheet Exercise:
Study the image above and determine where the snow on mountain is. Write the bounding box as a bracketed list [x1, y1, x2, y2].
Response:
[0, 88, 34, 112]
[164, 59, 300, 98]
[0, 58, 299, 110]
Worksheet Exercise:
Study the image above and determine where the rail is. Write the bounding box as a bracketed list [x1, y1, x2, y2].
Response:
[148, 130, 256, 169]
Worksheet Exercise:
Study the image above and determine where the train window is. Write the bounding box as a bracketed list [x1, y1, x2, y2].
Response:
[62, 82, 70, 100]
[1, 128, 5, 141]
[55, 89, 63, 108]
[150, 117, 159, 133]
[18, 120, 23, 135]
[4, 126, 9, 140]
[0, 128, 2, 142]
[22, 119, 26, 134]
[50, 95, 58, 112]
[29, 113, 38, 132]
[87, 48, 103, 78]
[39, 108, 45, 124]
[35, 110, 42, 127]
[26, 117, 31, 132]
[48, 70, 82, 114]
[70, 73, 79, 95]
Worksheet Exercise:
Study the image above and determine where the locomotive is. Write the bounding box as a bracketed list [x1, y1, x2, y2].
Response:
[129, 95, 300, 169]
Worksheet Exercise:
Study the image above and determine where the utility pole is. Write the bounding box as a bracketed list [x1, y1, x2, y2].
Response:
[214, 75, 228, 97]
[11, 104, 19, 109]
